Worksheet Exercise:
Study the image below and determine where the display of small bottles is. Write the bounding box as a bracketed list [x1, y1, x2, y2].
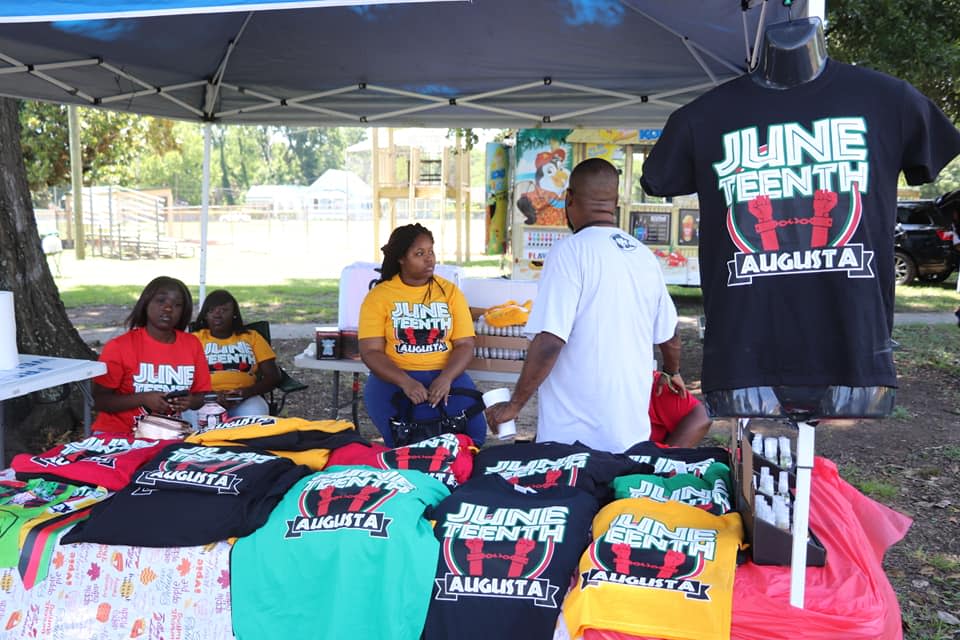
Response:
[474, 317, 526, 337]
[473, 316, 528, 360]
[752, 466, 793, 531]
[473, 347, 527, 360]
[751, 433, 793, 469]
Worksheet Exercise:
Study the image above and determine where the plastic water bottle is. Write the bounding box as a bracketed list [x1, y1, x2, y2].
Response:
[197, 394, 227, 431]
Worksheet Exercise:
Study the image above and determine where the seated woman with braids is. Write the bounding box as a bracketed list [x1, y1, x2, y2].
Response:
[191, 289, 281, 417]
[358, 223, 486, 446]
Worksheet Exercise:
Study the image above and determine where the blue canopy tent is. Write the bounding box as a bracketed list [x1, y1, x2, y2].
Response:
[0, 0, 810, 298]
[0, 1, 807, 128]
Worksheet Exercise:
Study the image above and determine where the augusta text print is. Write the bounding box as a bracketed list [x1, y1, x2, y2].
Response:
[435, 503, 568, 607]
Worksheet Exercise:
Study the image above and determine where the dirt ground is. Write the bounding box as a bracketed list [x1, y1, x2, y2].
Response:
[70, 306, 959, 637]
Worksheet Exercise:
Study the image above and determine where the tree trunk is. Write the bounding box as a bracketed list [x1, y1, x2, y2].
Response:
[0, 97, 96, 463]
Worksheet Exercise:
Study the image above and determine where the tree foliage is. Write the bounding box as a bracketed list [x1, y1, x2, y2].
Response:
[826, 0, 960, 196]
[18, 102, 366, 206]
[826, 0, 960, 122]
[18, 103, 177, 198]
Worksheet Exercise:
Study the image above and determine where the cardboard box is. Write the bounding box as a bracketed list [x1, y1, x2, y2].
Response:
[470, 335, 529, 373]
[468, 307, 529, 373]
[731, 420, 826, 566]
[469, 356, 524, 373]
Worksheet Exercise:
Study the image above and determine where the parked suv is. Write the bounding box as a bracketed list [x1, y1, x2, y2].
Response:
[894, 198, 956, 285]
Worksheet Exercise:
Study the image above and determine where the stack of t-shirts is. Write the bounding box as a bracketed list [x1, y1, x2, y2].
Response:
[16, 484, 110, 589]
[611, 462, 734, 516]
[325, 433, 477, 488]
[472, 441, 649, 502]
[231, 466, 449, 639]
[423, 474, 599, 640]
[624, 442, 732, 479]
[563, 497, 744, 640]
[62, 442, 310, 547]
[186, 415, 364, 469]
[0, 479, 81, 568]
[11, 435, 173, 490]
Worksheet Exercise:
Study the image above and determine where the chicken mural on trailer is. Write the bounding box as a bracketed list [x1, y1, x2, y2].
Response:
[517, 148, 570, 226]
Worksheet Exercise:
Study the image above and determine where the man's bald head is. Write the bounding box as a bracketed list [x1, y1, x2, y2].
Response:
[565, 158, 620, 231]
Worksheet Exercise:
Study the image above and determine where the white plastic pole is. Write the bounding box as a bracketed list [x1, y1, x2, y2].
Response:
[789, 420, 816, 608]
[199, 123, 211, 304]
[806, 0, 826, 22]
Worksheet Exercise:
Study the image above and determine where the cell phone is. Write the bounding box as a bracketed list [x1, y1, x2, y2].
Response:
[164, 390, 189, 400]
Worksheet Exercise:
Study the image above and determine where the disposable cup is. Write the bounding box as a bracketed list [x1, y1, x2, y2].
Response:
[482, 387, 510, 408]
[482, 387, 516, 440]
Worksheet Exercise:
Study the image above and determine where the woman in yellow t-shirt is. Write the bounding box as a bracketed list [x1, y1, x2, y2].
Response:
[192, 289, 281, 417]
[359, 223, 485, 445]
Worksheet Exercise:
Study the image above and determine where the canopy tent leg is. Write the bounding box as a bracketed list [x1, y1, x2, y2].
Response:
[789, 420, 816, 608]
[199, 122, 211, 304]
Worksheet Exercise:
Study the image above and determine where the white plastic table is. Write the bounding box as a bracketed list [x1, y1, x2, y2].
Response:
[293, 348, 519, 424]
[0, 354, 107, 463]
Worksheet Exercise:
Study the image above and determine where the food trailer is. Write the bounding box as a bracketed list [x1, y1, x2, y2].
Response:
[486, 128, 701, 285]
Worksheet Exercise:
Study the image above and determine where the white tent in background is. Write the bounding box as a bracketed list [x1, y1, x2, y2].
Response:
[306, 169, 372, 219]
[244, 184, 310, 217]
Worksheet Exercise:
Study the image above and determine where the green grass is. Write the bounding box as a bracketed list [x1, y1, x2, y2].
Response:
[943, 446, 960, 461]
[666, 285, 705, 316]
[892, 324, 960, 376]
[916, 552, 960, 573]
[853, 479, 898, 500]
[460, 256, 506, 268]
[669, 278, 960, 315]
[892, 274, 959, 313]
[902, 611, 956, 640]
[60, 279, 339, 325]
[57, 269, 960, 325]
[840, 464, 900, 500]
[889, 405, 912, 420]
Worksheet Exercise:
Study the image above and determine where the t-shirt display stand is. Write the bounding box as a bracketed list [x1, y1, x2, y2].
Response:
[718, 384, 895, 608]
[639, 10, 960, 615]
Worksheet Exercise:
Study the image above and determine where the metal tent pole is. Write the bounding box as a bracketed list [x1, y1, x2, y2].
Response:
[199, 123, 211, 304]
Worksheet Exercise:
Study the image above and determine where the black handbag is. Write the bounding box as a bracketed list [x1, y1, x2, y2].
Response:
[388, 387, 485, 447]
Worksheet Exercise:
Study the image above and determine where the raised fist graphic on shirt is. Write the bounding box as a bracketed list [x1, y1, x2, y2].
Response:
[748, 195, 779, 251]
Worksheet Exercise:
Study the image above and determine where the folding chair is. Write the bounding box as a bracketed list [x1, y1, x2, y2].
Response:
[244, 320, 309, 416]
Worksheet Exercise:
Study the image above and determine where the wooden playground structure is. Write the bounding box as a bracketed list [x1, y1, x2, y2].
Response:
[368, 128, 473, 263]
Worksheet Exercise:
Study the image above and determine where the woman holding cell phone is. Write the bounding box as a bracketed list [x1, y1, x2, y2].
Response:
[91, 276, 211, 436]
[191, 289, 281, 417]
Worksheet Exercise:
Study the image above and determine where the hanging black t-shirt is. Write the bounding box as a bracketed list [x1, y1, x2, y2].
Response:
[423, 474, 599, 640]
[641, 60, 960, 392]
[62, 443, 311, 547]
[472, 441, 648, 503]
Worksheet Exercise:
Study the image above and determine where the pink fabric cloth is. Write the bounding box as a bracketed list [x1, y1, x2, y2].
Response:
[579, 456, 911, 640]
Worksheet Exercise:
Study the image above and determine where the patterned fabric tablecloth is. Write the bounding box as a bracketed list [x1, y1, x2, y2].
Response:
[0, 536, 233, 639]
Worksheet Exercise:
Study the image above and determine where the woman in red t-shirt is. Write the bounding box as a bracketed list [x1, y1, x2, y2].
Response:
[91, 276, 211, 435]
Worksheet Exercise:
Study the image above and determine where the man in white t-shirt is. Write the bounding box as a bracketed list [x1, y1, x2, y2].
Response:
[485, 158, 683, 452]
